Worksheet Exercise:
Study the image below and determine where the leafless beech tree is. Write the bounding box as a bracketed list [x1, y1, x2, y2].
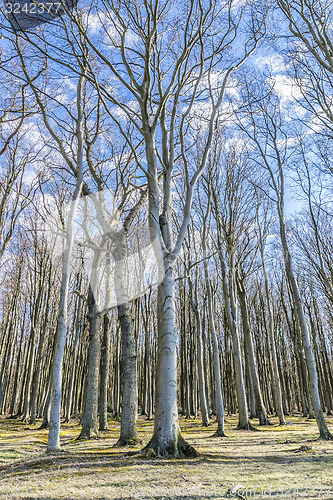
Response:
[239, 80, 332, 439]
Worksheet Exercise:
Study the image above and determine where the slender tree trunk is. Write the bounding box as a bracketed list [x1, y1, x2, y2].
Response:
[22, 325, 36, 422]
[141, 299, 152, 420]
[64, 293, 82, 423]
[259, 233, 286, 426]
[113, 230, 139, 446]
[195, 307, 210, 426]
[188, 267, 210, 427]
[99, 312, 110, 431]
[221, 255, 254, 430]
[113, 327, 121, 418]
[78, 285, 100, 439]
[30, 276, 52, 424]
[237, 276, 270, 426]
[47, 72, 85, 451]
[278, 208, 332, 439]
[201, 224, 225, 436]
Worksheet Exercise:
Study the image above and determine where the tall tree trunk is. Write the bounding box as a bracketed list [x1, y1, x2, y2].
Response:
[30, 273, 52, 424]
[143, 261, 196, 457]
[141, 299, 152, 420]
[278, 207, 332, 439]
[64, 289, 83, 423]
[220, 254, 254, 430]
[21, 325, 36, 422]
[47, 72, 85, 451]
[237, 276, 270, 426]
[201, 221, 225, 436]
[258, 231, 286, 426]
[188, 264, 210, 427]
[99, 312, 110, 431]
[113, 230, 139, 446]
[78, 285, 100, 439]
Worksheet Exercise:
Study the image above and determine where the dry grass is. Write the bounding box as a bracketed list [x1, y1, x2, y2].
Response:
[0, 414, 332, 499]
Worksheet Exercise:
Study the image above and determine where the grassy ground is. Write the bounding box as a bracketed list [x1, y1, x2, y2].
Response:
[0, 414, 332, 499]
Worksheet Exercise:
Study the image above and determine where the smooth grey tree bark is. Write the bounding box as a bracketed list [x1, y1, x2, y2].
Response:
[113, 230, 139, 446]
[78, 285, 101, 439]
[64, 276, 83, 424]
[99, 312, 110, 431]
[237, 273, 270, 426]
[201, 197, 225, 436]
[257, 223, 286, 426]
[143, 258, 196, 457]
[47, 73, 85, 450]
[211, 183, 255, 431]
[279, 213, 332, 438]
[243, 87, 332, 438]
[61, 0, 266, 456]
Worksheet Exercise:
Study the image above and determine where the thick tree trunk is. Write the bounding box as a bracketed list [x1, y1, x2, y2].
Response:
[143, 262, 196, 457]
[115, 303, 138, 444]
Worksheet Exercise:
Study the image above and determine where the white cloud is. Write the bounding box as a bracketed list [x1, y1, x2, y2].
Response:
[272, 74, 302, 105]
[255, 54, 288, 74]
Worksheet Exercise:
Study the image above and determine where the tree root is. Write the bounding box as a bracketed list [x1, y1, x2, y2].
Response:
[211, 429, 227, 438]
[318, 431, 333, 441]
[113, 436, 142, 447]
[141, 433, 198, 458]
[76, 429, 99, 440]
[259, 417, 273, 426]
[236, 421, 258, 431]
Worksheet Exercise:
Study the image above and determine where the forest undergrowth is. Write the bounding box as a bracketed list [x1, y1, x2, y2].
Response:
[0, 415, 332, 500]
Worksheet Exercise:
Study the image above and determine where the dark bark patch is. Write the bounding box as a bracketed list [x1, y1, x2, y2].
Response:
[236, 422, 258, 431]
[141, 432, 198, 458]
[113, 437, 142, 447]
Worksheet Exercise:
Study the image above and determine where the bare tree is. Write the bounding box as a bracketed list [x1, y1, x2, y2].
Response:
[240, 80, 332, 439]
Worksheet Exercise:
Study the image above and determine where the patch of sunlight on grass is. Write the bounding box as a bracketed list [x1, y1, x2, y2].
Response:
[0, 414, 332, 499]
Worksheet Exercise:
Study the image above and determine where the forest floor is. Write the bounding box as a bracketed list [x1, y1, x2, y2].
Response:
[0, 414, 332, 500]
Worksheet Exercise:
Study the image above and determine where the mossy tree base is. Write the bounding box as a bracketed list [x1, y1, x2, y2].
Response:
[76, 429, 99, 440]
[142, 432, 198, 458]
[259, 417, 272, 426]
[319, 430, 333, 441]
[99, 424, 109, 431]
[114, 436, 142, 447]
[211, 429, 227, 437]
[236, 421, 258, 431]
[38, 422, 49, 430]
